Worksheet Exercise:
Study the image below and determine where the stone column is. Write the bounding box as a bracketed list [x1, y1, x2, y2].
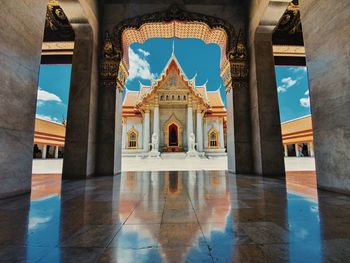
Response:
[203, 119, 208, 149]
[63, 24, 98, 179]
[219, 118, 225, 149]
[0, 0, 47, 198]
[249, 33, 285, 176]
[309, 142, 314, 157]
[54, 146, 59, 159]
[295, 144, 300, 157]
[153, 98, 160, 150]
[196, 107, 203, 152]
[42, 145, 47, 159]
[284, 144, 288, 157]
[187, 97, 193, 149]
[122, 119, 126, 149]
[143, 108, 150, 152]
[300, 0, 350, 193]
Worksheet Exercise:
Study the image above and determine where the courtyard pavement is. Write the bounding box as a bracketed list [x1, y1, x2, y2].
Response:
[32, 157, 316, 174]
[1, 170, 349, 262]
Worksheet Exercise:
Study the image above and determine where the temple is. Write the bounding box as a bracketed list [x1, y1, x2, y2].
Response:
[122, 49, 227, 158]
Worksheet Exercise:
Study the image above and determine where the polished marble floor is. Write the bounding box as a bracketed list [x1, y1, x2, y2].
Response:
[1, 171, 350, 262]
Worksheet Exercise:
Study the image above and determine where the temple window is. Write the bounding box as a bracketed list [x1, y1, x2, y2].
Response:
[127, 129, 138, 148]
[160, 95, 164, 101]
[183, 95, 186, 100]
[166, 95, 169, 100]
[172, 95, 175, 100]
[178, 95, 181, 100]
[208, 128, 219, 148]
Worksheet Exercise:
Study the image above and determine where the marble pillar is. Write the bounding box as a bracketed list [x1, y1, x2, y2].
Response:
[143, 109, 150, 151]
[248, 0, 289, 177]
[250, 34, 285, 176]
[226, 89, 236, 172]
[62, 24, 98, 179]
[42, 145, 47, 159]
[295, 144, 300, 157]
[300, 0, 350, 193]
[309, 142, 314, 157]
[219, 119, 225, 149]
[187, 101, 193, 150]
[122, 119, 126, 149]
[153, 99, 160, 151]
[0, 0, 47, 198]
[284, 144, 288, 157]
[196, 108, 203, 152]
[54, 146, 59, 159]
[203, 119, 208, 149]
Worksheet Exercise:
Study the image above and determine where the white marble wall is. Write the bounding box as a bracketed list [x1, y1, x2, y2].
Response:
[123, 117, 143, 149]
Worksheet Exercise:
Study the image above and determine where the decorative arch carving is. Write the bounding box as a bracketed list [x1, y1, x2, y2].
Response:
[163, 113, 183, 150]
[208, 127, 219, 149]
[127, 127, 138, 149]
[100, 5, 248, 94]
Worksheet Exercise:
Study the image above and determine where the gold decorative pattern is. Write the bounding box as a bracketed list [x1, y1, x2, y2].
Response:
[127, 127, 138, 149]
[208, 127, 220, 149]
[163, 114, 183, 151]
[226, 30, 248, 93]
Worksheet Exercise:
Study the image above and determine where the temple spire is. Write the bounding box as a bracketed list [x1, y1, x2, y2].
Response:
[171, 40, 175, 57]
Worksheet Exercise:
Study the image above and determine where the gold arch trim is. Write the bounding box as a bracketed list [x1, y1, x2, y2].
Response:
[208, 127, 220, 149]
[163, 114, 183, 149]
[127, 127, 138, 149]
[121, 21, 227, 66]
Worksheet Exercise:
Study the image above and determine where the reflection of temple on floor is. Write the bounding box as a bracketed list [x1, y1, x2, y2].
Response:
[122, 49, 227, 159]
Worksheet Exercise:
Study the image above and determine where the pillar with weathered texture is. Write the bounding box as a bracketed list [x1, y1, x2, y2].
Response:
[143, 109, 150, 151]
[62, 24, 98, 179]
[153, 99, 160, 151]
[248, 0, 290, 177]
[196, 108, 203, 152]
[187, 101, 193, 149]
[300, 0, 350, 193]
[0, 0, 47, 198]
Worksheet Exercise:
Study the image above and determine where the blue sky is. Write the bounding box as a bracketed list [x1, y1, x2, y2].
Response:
[36, 38, 310, 123]
[36, 65, 71, 123]
[125, 38, 225, 101]
[275, 66, 311, 122]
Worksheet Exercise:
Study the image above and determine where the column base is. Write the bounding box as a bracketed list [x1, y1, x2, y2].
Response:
[148, 150, 161, 159]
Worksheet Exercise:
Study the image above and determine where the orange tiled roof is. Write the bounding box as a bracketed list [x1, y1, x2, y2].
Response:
[123, 91, 139, 107]
[122, 52, 226, 117]
[281, 115, 313, 144]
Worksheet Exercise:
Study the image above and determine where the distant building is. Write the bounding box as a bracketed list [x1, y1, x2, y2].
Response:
[33, 118, 65, 159]
[33, 112, 314, 159]
[281, 115, 314, 157]
[122, 49, 227, 158]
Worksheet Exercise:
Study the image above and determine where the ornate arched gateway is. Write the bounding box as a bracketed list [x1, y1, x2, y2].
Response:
[98, 5, 249, 174]
[100, 5, 248, 93]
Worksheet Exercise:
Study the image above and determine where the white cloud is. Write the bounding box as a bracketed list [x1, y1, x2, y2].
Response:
[128, 47, 154, 81]
[304, 90, 309, 96]
[277, 86, 287, 93]
[281, 77, 297, 88]
[300, 97, 310, 107]
[288, 67, 307, 73]
[37, 88, 62, 107]
[137, 48, 150, 57]
[36, 114, 59, 123]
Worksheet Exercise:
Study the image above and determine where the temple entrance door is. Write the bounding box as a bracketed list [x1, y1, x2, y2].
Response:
[169, 124, 178, 147]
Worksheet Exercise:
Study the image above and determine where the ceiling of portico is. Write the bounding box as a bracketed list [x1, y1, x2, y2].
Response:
[103, 0, 239, 5]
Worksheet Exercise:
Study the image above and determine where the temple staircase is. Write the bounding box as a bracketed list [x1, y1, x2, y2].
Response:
[161, 152, 187, 159]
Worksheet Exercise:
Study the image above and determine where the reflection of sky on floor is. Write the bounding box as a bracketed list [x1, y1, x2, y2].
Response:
[16, 172, 349, 262]
[26, 196, 61, 262]
[287, 193, 321, 263]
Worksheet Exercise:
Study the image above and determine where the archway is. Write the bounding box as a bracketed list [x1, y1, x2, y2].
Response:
[98, 5, 250, 175]
[169, 124, 178, 147]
